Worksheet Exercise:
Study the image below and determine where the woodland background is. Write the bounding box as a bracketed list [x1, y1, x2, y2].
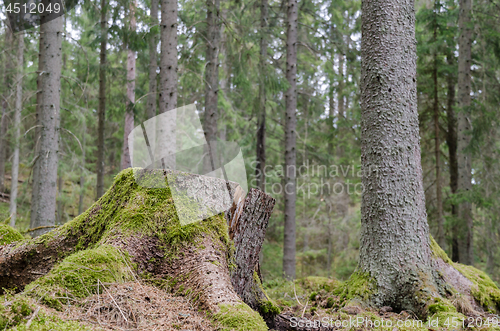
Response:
[0, 0, 499, 286]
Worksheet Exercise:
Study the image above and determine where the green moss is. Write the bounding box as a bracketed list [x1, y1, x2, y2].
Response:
[0, 224, 24, 245]
[429, 235, 452, 264]
[259, 300, 281, 315]
[454, 263, 500, 313]
[214, 303, 268, 331]
[298, 276, 341, 293]
[335, 271, 376, 303]
[25, 245, 133, 309]
[427, 297, 456, 314]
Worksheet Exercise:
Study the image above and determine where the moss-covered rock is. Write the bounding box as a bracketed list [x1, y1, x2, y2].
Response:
[25, 245, 134, 309]
[0, 224, 24, 245]
[214, 303, 268, 331]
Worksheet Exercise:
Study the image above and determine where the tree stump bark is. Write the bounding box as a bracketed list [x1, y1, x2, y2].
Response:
[0, 169, 275, 317]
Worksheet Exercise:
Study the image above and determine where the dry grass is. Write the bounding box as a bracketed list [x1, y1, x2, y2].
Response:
[52, 281, 218, 331]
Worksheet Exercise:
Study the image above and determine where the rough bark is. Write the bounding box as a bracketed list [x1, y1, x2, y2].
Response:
[283, 0, 298, 281]
[204, 0, 221, 145]
[121, 0, 137, 170]
[456, 0, 473, 265]
[226, 188, 275, 310]
[147, 0, 159, 120]
[9, 31, 23, 227]
[30, 15, 63, 237]
[0, 27, 13, 194]
[0, 169, 275, 315]
[158, 0, 177, 170]
[96, 0, 107, 199]
[433, 21, 445, 249]
[358, 0, 437, 315]
[255, 0, 268, 191]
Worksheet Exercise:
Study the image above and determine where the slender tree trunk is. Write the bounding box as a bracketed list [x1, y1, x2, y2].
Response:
[445, 52, 459, 261]
[359, 0, 437, 314]
[158, 0, 178, 170]
[0, 27, 13, 193]
[30, 15, 63, 237]
[78, 117, 86, 215]
[9, 31, 24, 227]
[121, 0, 137, 170]
[433, 17, 445, 249]
[283, 0, 298, 280]
[96, 0, 108, 199]
[56, 175, 64, 224]
[255, 0, 268, 191]
[203, 0, 221, 146]
[147, 0, 159, 120]
[456, 0, 473, 265]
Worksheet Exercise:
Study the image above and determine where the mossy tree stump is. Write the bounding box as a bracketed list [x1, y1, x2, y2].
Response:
[0, 169, 275, 329]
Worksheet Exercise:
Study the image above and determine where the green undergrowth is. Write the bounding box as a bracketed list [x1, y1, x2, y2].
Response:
[0, 295, 90, 330]
[430, 236, 500, 314]
[0, 224, 24, 245]
[214, 303, 268, 331]
[25, 245, 134, 310]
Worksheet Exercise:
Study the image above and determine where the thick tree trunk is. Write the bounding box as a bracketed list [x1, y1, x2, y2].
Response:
[9, 31, 23, 227]
[0, 169, 275, 315]
[121, 0, 137, 170]
[0, 27, 13, 194]
[147, 0, 159, 120]
[204, 0, 221, 146]
[358, 0, 437, 315]
[283, 0, 298, 281]
[30, 16, 63, 237]
[433, 22, 445, 249]
[96, 0, 108, 199]
[255, 0, 268, 191]
[456, 0, 473, 265]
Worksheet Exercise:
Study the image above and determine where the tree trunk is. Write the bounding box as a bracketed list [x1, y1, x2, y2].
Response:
[96, 0, 108, 199]
[9, 31, 23, 227]
[358, 0, 437, 315]
[30, 15, 63, 237]
[1, 169, 275, 316]
[433, 18, 445, 249]
[78, 112, 86, 215]
[0, 27, 13, 194]
[121, 0, 137, 170]
[147, 0, 159, 120]
[456, 0, 473, 265]
[445, 52, 459, 261]
[204, 0, 221, 146]
[283, 0, 298, 280]
[157, 0, 177, 170]
[255, 0, 268, 191]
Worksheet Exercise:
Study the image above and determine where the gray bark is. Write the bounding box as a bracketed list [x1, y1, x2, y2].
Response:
[359, 0, 436, 314]
[96, 0, 108, 199]
[121, 0, 137, 170]
[203, 0, 221, 145]
[9, 31, 24, 227]
[30, 15, 63, 237]
[255, 0, 268, 191]
[0, 27, 13, 194]
[147, 0, 159, 120]
[283, 0, 298, 280]
[158, 0, 177, 170]
[456, 0, 473, 265]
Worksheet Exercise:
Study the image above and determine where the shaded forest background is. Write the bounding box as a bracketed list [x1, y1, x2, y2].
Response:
[0, 0, 499, 285]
